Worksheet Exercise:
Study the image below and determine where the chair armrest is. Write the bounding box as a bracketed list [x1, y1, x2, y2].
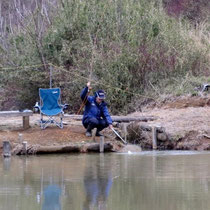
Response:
[33, 102, 40, 113]
[61, 104, 69, 111]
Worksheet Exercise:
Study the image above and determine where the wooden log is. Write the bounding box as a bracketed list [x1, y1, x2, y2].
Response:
[100, 136, 104, 153]
[0, 110, 33, 129]
[23, 116, 30, 129]
[18, 133, 23, 144]
[3, 141, 11, 157]
[34, 145, 81, 154]
[22, 141, 27, 155]
[66, 114, 157, 122]
[139, 124, 165, 133]
[0, 110, 33, 117]
[112, 116, 157, 122]
[12, 142, 114, 155]
[152, 126, 157, 150]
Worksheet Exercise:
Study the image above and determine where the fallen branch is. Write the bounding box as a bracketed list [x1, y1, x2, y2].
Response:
[66, 115, 157, 122]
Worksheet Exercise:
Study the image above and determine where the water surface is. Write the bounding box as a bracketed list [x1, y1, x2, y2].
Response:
[0, 151, 210, 210]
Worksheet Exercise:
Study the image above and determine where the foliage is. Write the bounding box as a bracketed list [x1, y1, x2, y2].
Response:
[0, 0, 209, 114]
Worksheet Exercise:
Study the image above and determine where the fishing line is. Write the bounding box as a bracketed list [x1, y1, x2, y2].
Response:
[50, 63, 155, 100]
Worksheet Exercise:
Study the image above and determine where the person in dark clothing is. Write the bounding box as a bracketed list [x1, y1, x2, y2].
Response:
[80, 82, 113, 137]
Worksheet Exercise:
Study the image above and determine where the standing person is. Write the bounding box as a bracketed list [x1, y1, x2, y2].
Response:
[80, 82, 113, 137]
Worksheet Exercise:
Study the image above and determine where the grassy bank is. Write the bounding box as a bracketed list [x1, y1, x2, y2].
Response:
[0, 0, 209, 114]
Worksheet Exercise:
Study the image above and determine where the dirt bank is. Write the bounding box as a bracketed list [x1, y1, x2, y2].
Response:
[0, 114, 122, 154]
[1, 95, 210, 153]
[128, 96, 210, 150]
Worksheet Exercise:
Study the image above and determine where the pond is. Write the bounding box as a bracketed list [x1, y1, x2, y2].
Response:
[1, 151, 210, 210]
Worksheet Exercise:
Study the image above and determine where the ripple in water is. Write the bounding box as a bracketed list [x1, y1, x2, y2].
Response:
[118, 144, 142, 153]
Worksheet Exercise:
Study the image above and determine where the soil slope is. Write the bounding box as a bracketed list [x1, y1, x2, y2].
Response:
[129, 96, 210, 150]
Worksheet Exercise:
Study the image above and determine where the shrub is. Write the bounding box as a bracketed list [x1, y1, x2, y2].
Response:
[0, 0, 209, 114]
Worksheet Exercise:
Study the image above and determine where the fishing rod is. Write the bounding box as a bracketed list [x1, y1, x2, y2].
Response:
[77, 32, 96, 115]
[77, 82, 92, 115]
[111, 127, 127, 145]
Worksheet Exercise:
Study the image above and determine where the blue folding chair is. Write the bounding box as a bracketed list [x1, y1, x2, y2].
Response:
[38, 88, 65, 129]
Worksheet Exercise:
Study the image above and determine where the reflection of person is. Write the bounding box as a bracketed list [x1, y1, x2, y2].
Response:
[42, 185, 61, 210]
[83, 159, 113, 210]
[80, 82, 113, 137]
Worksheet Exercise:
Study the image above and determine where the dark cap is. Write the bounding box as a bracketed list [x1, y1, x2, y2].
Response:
[95, 90, 106, 99]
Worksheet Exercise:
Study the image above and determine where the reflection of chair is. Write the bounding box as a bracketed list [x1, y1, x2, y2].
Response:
[38, 88, 65, 129]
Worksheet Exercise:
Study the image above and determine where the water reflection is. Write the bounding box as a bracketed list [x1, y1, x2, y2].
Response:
[83, 155, 113, 210]
[42, 184, 61, 210]
[1, 152, 210, 210]
[3, 157, 11, 171]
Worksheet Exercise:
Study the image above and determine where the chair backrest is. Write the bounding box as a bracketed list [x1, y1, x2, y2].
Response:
[39, 88, 61, 111]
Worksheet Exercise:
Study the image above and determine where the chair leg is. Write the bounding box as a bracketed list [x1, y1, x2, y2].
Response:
[54, 113, 63, 129]
[60, 113, 63, 129]
[40, 113, 64, 129]
[41, 120, 46, 129]
[60, 123, 63, 129]
[40, 114, 44, 129]
[40, 114, 49, 129]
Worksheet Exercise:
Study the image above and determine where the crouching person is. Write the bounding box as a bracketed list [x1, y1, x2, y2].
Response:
[80, 82, 113, 137]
